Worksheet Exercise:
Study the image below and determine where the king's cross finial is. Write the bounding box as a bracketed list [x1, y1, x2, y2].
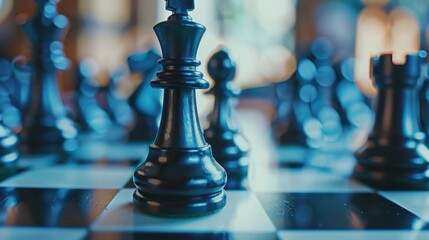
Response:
[166, 0, 194, 15]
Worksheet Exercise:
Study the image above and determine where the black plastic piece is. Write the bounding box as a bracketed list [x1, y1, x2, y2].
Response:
[353, 51, 429, 189]
[133, 0, 227, 217]
[0, 117, 19, 178]
[0, 59, 22, 131]
[101, 68, 134, 129]
[420, 63, 429, 143]
[19, 0, 78, 154]
[74, 59, 112, 134]
[204, 49, 249, 176]
[127, 49, 162, 142]
[0, 59, 18, 173]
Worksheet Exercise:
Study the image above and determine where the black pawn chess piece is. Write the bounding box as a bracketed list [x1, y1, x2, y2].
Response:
[75, 59, 112, 134]
[127, 48, 162, 141]
[353, 51, 429, 189]
[0, 116, 19, 178]
[204, 49, 250, 176]
[133, 0, 227, 217]
[420, 63, 429, 143]
[19, 0, 78, 153]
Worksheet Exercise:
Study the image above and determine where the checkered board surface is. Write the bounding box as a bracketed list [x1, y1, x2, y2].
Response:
[1, 111, 429, 240]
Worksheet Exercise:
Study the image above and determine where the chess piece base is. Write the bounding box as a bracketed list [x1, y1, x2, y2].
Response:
[207, 135, 249, 176]
[353, 137, 429, 190]
[133, 189, 226, 217]
[22, 119, 78, 154]
[133, 145, 227, 217]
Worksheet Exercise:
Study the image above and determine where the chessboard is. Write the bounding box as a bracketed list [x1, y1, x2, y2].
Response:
[1, 1, 429, 240]
[0, 110, 428, 240]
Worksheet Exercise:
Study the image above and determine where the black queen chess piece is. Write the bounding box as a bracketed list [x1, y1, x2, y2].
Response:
[353, 51, 429, 189]
[19, 0, 78, 153]
[204, 49, 250, 176]
[133, 0, 227, 217]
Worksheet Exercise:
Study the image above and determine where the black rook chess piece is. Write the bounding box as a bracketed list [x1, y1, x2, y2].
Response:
[127, 49, 162, 141]
[133, 0, 227, 217]
[353, 51, 429, 189]
[204, 49, 250, 176]
[19, 0, 78, 153]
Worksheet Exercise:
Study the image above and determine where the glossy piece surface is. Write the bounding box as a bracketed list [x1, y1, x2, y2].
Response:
[204, 49, 250, 175]
[420, 65, 429, 143]
[0, 118, 18, 179]
[0, 59, 22, 131]
[353, 52, 429, 189]
[133, 0, 227, 217]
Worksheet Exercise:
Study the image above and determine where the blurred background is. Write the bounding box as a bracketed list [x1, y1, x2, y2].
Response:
[0, 0, 428, 149]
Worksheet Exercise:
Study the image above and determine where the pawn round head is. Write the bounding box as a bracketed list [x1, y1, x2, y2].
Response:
[207, 49, 236, 83]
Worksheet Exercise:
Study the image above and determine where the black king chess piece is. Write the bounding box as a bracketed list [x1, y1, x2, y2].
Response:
[19, 0, 77, 153]
[133, 0, 227, 217]
[204, 49, 250, 176]
[353, 51, 429, 189]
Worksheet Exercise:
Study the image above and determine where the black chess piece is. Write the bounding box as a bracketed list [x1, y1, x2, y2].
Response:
[353, 51, 429, 189]
[420, 63, 429, 143]
[281, 38, 342, 147]
[10, 56, 32, 113]
[277, 58, 323, 148]
[75, 59, 112, 134]
[127, 48, 162, 142]
[204, 49, 249, 176]
[133, 0, 227, 217]
[101, 68, 134, 130]
[0, 59, 22, 131]
[19, 0, 78, 153]
[334, 57, 372, 129]
[0, 116, 19, 178]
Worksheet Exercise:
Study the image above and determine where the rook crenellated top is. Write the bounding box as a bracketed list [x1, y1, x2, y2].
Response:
[371, 51, 426, 86]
